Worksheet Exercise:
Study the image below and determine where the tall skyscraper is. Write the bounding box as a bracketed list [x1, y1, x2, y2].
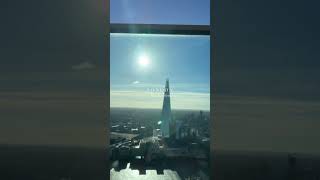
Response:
[161, 78, 172, 138]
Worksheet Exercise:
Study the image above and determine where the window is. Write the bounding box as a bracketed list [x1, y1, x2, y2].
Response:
[109, 1, 211, 179]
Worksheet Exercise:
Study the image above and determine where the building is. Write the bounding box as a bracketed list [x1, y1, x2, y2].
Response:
[160, 78, 172, 138]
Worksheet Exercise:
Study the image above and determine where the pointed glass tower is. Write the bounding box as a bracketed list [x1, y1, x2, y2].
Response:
[161, 78, 172, 138]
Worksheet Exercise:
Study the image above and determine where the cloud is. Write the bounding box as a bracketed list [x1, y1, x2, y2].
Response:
[110, 90, 210, 110]
[72, 61, 96, 70]
[111, 82, 210, 94]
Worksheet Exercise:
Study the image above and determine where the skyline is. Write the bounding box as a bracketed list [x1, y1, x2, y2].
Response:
[110, 33, 210, 110]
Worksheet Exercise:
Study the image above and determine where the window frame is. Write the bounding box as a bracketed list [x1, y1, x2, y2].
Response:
[110, 23, 210, 35]
[107, 1, 215, 178]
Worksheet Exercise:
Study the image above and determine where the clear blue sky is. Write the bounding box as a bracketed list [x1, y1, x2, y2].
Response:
[110, 0, 210, 25]
[110, 34, 210, 110]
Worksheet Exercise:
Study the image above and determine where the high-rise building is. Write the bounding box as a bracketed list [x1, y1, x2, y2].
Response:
[160, 78, 172, 138]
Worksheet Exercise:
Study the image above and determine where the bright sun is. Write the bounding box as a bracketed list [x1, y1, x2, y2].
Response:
[138, 54, 150, 67]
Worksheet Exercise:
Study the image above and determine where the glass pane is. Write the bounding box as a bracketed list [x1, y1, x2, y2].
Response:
[110, 0, 210, 25]
[110, 33, 210, 180]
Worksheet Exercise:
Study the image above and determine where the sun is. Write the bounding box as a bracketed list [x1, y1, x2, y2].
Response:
[138, 54, 150, 67]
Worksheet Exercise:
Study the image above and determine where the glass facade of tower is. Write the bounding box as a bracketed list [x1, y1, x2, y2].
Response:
[161, 79, 172, 137]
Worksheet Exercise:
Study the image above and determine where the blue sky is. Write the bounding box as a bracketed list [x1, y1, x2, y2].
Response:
[110, 0, 210, 25]
[110, 33, 210, 110]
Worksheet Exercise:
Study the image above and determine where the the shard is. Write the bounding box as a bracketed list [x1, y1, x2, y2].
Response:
[161, 78, 172, 138]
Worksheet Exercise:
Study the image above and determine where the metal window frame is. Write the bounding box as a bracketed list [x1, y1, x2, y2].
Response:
[110, 23, 210, 35]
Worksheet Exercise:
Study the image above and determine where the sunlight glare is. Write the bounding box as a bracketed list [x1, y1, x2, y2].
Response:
[138, 54, 150, 67]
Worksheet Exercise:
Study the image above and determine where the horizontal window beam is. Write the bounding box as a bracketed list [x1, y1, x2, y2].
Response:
[110, 23, 210, 35]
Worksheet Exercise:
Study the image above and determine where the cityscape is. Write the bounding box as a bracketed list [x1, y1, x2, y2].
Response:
[110, 79, 210, 180]
[110, 33, 210, 179]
